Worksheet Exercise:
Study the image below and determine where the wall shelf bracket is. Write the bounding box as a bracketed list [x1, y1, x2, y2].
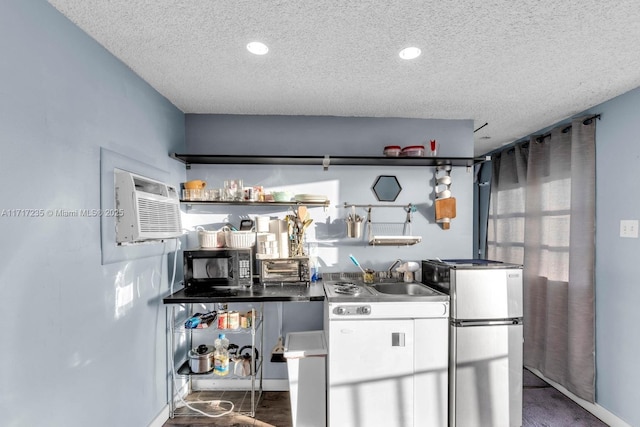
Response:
[323, 155, 331, 171]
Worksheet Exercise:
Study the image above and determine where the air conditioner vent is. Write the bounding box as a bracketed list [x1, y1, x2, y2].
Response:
[137, 198, 181, 233]
[115, 169, 183, 243]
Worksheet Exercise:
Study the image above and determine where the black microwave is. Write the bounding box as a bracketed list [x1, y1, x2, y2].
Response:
[183, 248, 253, 293]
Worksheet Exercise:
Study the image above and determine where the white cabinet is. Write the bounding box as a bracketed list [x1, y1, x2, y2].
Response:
[327, 317, 448, 427]
[328, 319, 415, 426]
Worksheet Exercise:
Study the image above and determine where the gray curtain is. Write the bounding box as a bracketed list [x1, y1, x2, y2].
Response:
[487, 117, 596, 402]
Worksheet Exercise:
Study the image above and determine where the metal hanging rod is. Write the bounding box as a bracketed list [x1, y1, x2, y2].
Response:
[342, 202, 417, 211]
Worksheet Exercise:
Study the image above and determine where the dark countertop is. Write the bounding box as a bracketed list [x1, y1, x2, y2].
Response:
[163, 282, 326, 304]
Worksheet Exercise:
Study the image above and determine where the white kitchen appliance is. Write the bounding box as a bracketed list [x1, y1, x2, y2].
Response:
[323, 281, 449, 427]
[114, 169, 182, 243]
[422, 259, 524, 427]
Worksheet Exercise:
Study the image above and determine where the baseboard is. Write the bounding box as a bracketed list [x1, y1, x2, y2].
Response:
[528, 368, 631, 427]
[147, 405, 170, 427]
[192, 378, 290, 391]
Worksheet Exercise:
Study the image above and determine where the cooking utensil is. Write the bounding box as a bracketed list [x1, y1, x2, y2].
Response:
[228, 343, 239, 358]
[292, 219, 314, 255]
[435, 197, 456, 226]
[297, 205, 308, 221]
[234, 345, 259, 376]
[188, 344, 214, 373]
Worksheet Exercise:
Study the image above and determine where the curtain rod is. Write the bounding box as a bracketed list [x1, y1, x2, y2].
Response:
[534, 114, 601, 143]
[504, 114, 601, 155]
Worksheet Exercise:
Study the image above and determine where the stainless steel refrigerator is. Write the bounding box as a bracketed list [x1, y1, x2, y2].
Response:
[422, 259, 523, 427]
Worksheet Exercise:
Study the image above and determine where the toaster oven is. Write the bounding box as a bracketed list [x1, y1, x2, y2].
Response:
[258, 257, 310, 283]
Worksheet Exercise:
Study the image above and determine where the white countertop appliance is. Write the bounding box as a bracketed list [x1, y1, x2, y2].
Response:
[323, 281, 449, 427]
[422, 259, 524, 427]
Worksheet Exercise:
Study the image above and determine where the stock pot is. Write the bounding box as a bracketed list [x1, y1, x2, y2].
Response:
[189, 344, 214, 373]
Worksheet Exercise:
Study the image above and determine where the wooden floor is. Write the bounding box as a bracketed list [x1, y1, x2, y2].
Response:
[163, 372, 606, 426]
[163, 391, 292, 427]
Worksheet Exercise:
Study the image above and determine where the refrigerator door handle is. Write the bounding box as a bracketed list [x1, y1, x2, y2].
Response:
[453, 318, 522, 327]
[391, 332, 405, 347]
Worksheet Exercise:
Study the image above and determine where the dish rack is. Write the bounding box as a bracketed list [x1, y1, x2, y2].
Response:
[342, 203, 422, 246]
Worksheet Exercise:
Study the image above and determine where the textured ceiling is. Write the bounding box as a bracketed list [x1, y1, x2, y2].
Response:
[48, 0, 640, 155]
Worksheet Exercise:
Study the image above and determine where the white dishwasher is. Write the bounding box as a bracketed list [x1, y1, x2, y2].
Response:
[324, 281, 449, 427]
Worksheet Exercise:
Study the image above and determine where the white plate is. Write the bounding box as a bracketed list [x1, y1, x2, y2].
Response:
[294, 194, 327, 202]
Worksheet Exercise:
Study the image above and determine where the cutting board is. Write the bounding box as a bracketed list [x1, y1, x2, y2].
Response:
[435, 197, 456, 229]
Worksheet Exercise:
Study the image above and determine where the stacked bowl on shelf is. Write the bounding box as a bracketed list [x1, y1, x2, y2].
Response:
[383, 145, 425, 157]
[383, 140, 437, 157]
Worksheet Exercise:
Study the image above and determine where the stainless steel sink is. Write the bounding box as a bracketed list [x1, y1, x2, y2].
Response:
[368, 282, 440, 296]
[375, 277, 405, 284]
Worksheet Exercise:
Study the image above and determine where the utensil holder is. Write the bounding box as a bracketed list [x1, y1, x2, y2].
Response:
[346, 218, 363, 238]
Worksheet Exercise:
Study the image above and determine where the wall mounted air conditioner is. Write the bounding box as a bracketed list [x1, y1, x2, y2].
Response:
[115, 169, 183, 244]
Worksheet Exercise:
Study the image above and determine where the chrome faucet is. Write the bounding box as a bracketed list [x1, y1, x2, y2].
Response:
[387, 259, 403, 279]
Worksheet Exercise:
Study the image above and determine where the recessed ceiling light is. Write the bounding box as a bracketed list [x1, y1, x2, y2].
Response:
[247, 41, 269, 55]
[399, 47, 421, 60]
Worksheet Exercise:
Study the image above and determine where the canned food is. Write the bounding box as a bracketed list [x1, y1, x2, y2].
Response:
[217, 311, 228, 329]
[228, 311, 240, 329]
[240, 314, 248, 329]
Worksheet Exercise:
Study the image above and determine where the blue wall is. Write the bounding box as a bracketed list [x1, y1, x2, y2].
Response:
[588, 88, 640, 427]
[186, 114, 472, 157]
[0, 1, 185, 426]
[184, 113, 475, 379]
[184, 114, 476, 273]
